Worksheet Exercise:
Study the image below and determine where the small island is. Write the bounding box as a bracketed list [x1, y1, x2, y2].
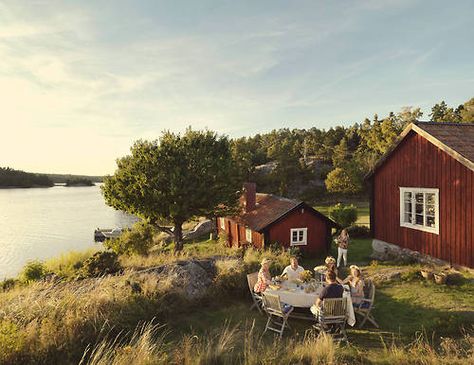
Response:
[0, 167, 54, 188]
[65, 178, 95, 187]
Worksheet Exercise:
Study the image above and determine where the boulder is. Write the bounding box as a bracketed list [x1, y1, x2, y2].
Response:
[183, 220, 214, 241]
[133, 259, 217, 299]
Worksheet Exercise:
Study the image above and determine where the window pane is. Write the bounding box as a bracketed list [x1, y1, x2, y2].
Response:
[425, 193, 435, 205]
[404, 192, 412, 201]
[425, 204, 436, 216]
[415, 193, 424, 203]
[404, 202, 412, 214]
[298, 231, 304, 241]
[292, 231, 298, 241]
[415, 203, 424, 214]
[415, 214, 424, 225]
[404, 213, 412, 223]
[426, 216, 435, 227]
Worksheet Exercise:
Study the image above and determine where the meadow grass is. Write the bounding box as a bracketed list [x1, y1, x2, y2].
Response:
[1, 237, 473, 364]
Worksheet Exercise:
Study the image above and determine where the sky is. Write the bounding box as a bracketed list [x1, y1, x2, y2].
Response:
[1, 0, 473, 175]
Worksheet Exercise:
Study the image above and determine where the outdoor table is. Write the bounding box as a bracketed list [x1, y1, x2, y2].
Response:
[265, 281, 356, 326]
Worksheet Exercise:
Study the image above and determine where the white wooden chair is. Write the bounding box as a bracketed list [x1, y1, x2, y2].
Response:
[313, 297, 348, 342]
[261, 292, 294, 339]
[354, 279, 379, 328]
[247, 272, 263, 313]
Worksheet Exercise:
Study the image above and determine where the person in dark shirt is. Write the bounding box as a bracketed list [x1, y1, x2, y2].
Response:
[315, 271, 344, 308]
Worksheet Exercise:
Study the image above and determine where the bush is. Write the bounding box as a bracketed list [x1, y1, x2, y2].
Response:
[328, 203, 358, 228]
[104, 221, 155, 256]
[20, 260, 46, 283]
[1, 278, 16, 292]
[45, 249, 97, 279]
[0, 321, 26, 364]
[79, 251, 122, 277]
[325, 166, 362, 194]
[347, 225, 370, 238]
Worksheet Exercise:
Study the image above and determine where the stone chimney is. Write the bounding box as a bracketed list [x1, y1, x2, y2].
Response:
[243, 182, 257, 212]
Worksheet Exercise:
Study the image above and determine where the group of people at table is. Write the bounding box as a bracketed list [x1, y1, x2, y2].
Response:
[254, 229, 366, 315]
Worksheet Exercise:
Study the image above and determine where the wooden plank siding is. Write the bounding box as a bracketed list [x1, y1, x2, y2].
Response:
[266, 207, 330, 255]
[371, 131, 474, 268]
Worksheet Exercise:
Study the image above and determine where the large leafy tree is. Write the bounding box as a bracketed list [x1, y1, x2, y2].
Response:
[102, 129, 241, 252]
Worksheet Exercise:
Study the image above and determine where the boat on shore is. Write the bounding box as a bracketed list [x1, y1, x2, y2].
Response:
[94, 228, 123, 242]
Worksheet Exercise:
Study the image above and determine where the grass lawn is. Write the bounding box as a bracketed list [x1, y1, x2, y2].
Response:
[167, 238, 474, 350]
[316, 200, 370, 227]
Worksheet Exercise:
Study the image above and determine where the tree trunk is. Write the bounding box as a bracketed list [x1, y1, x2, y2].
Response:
[210, 217, 218, 240]
[173, 223, 184, 252]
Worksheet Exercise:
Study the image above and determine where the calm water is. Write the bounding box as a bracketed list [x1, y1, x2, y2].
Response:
[0, 185, 137, 278]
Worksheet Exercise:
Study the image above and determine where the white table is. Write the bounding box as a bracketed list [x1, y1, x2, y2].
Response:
[265, 282, 356, 326]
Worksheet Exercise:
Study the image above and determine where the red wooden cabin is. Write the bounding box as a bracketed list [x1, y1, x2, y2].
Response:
[367, 122, 474, 268]
[217, 183, 338, 255]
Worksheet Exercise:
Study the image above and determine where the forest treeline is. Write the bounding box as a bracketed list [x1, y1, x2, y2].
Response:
[231, 97, 474, 202]
[0, 167, 54, 188]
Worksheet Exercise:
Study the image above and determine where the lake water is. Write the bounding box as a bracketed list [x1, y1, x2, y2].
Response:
[0, 185, 137, 279]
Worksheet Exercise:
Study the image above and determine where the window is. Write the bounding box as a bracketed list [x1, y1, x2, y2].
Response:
[399, 187, 439, 234]
[290, 228, 307, 246]
[220, 218, 225, 230]
[245, 227, 252, 243]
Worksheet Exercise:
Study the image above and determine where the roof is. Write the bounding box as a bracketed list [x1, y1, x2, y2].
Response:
[229, 193, 337, 232]
[366, 122, 474, 178]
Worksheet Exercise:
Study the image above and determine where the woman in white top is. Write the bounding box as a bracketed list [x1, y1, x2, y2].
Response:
[281, 256, 304, 281]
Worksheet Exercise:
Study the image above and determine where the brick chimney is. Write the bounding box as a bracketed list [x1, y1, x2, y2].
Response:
[243, 182, 257, 212]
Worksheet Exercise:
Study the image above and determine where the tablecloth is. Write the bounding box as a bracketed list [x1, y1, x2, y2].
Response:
[265, 283, 356, 326]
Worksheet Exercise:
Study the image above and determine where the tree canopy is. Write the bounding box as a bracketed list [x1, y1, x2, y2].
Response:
[102, 129, 241, 251]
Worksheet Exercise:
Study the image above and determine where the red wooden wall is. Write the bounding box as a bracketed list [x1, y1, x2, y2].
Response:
[267, 208, 330, 254]
[371, 132, 474, 268]
[217, 218, 264, 248]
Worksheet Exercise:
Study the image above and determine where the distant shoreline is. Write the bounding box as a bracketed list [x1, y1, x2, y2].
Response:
[0, 185, 54, 189]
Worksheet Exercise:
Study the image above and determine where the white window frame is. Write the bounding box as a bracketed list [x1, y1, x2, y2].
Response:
[220, 217, 225, 230]
[399, 187, 439, 235]
[290, 228, 308, 246]
[245, 227, 252, 243]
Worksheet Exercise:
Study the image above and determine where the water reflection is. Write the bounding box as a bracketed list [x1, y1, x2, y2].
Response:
[0, 185, 137, 278]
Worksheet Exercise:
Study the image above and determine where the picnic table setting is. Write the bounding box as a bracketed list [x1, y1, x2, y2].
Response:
[248, 257, 378, 341]
[264, 270, 356, 327]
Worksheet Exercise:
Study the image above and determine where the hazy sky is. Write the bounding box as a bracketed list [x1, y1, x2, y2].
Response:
[1, 0, 473, 175]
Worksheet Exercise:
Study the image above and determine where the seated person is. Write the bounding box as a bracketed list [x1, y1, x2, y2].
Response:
[343, 265, 365, 307]
[281, 256, 304, 281]
[254, 258, 272, 293]
[317, 256, 343, 284]
[315, 271, 344, 309]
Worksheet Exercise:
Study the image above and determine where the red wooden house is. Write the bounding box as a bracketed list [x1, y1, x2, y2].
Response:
[217, 183, 338, 255]
[367, 122, 474, 268]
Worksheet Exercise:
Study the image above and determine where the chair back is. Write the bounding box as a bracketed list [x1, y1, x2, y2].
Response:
[262, 292, 283, 314]
[363, 279, 375, 306]
[247, 272, 258, 293]
[321, 297, 346, 319]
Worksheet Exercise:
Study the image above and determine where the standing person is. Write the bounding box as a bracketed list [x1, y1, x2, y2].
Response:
[254, 258, 272, 293]
[336, 229, 350, 268]
[281, 256, 305, 281]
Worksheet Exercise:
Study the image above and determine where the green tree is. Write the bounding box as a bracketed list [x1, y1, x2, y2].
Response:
[460, 97, 474, 123]
[332, 138, 350, 168]
[430, 101, 461, 123]
[325, 166, 362, 194]
[102, 129, 241, 252]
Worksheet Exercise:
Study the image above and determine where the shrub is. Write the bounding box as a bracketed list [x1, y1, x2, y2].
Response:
[1, 278, 17, 292]
[328, 203, 358, 228]
[79, 251, 122, 277]
[104, 221, 155, 256]
[45, 249, 97, 279]
[347, 224, 370, 238]
[325, 166, 362, 194]
[0, 321, 26, 364]
[20, 260, 46, 283]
